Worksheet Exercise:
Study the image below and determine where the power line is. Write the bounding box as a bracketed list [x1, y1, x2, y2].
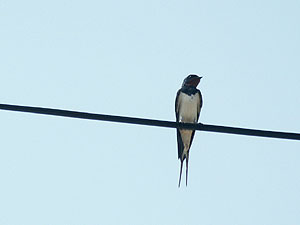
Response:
[0, 103, 299, 141]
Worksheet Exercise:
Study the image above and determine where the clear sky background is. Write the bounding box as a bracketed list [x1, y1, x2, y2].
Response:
[1, 0, 300, 224]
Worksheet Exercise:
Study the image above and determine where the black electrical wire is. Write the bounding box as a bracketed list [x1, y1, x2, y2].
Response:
[0, 103, 299, 141]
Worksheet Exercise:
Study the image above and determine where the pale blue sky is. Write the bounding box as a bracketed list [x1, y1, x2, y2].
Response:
[1, 0, 300, 224]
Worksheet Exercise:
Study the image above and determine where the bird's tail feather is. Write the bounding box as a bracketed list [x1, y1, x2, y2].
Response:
[178, 160, 183, 188]
[186, 154, 189, 186]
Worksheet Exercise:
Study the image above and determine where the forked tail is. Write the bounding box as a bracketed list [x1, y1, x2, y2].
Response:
[178, 154, 189, 187]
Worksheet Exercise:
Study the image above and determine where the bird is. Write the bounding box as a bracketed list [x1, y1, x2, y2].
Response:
[175, 74, 203, 187]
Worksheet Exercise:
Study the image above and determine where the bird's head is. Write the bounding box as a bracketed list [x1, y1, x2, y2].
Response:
[182, 74, 202, 88]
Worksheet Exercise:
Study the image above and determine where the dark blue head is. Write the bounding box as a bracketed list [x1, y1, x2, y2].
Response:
[182, 74, 202, 88]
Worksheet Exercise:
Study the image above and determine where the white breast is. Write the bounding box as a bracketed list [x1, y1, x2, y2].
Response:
[177, 92, 200, 123]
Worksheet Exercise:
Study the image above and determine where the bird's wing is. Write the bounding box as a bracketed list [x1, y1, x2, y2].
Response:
[175, 89, 184, 159]
[196, 90, 203, 121]
[188, 90, 203, 151]
[177, 129, 184, 159]
[175, 89, 182, 122]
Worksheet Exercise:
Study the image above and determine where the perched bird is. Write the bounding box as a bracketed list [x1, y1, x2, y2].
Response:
[175, 74, 203, 187]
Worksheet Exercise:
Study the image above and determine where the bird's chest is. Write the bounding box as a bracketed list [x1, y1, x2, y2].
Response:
[178, 93, 199, 123]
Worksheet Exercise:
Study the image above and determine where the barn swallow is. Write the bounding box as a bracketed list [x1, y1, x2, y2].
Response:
[175, 74, 203, 187]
